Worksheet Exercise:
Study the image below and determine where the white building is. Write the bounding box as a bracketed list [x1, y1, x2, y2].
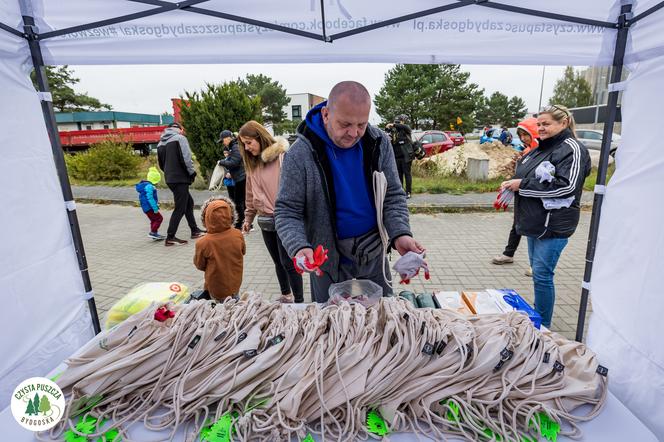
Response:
[283, 93, 326, 121]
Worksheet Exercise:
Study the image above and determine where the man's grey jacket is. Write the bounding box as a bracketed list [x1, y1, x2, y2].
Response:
[275, 121, 412, 282]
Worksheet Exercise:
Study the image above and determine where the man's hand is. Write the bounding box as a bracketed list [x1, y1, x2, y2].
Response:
[394, 235, 425, 256]
[500, 179, 522, 192]
[225, 172, 232, 179]
[295, 248, 314, 265]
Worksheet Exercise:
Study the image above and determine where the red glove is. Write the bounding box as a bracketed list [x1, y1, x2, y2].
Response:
[154, 306, 176, 322]
[293, 245, 329, 276]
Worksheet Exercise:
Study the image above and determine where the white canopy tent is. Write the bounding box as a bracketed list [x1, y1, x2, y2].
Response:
[0, 0, 662, 437]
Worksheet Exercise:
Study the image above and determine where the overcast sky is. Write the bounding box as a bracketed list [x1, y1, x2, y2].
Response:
[71, 64, 567, 124]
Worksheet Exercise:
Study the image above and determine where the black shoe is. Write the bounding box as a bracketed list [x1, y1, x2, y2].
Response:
[407, 193, 412, 199]
[165, 237, 188, 246]
[191, 230, 206, 239]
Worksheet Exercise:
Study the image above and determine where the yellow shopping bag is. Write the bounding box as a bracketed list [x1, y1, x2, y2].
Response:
[105, 282, 189, 329]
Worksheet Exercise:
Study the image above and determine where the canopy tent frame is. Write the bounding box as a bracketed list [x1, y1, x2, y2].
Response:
[2, 0, 661, 340]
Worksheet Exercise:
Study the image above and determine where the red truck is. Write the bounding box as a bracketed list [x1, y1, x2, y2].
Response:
[59, 126, 167, 154]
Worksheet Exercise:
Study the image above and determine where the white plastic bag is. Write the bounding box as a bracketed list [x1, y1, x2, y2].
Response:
[328, 279, 383, 307]
[208, 163, 225, 191]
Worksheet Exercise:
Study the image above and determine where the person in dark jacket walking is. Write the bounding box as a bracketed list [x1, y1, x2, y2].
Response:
[500, 105, 591, 328]
[275, 81, 424, 302]
[386, 115, 414, 198]
[217, 130, 247, 229]
[157, 122, 205, 246]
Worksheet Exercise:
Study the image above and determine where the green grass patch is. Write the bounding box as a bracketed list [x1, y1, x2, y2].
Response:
[412, 175, 504, 194]
[68, 154, 209, 190]
[583, 163, 615, 191]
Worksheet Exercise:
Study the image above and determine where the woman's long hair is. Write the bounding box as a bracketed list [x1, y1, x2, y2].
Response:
[539, 104, 577, 138]
[238, 120, 276, 172]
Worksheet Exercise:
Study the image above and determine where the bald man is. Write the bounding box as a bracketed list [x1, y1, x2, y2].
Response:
[275, 81, 424, 302]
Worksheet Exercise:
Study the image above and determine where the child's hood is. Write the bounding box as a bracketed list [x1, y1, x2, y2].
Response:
[202, 197, 236, 233]
[135, 180, 152, 193]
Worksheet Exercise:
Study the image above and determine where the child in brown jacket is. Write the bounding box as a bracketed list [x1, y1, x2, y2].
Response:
[193, 196, 246, 301]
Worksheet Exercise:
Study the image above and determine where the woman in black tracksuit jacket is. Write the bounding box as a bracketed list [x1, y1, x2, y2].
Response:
[500, 105, 591, 328]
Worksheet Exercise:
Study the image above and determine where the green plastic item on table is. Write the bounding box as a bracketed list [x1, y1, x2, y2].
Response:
[366, 409, 389, 436]
[204, 411, 240, 442]
[96, 428, 120, 442]
[398, 290, 417, 306]
[442, 399, 461, 423]
[530, 412, 560, 442]
[70, 394, 104, 418]
[416, 292, 436, 309]
[64, 416, 120, 442]
[301, 434, 315, 442]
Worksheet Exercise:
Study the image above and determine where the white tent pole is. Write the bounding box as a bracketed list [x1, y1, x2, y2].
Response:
[19, 11, 102, 334]
[575, 2, 633, 342]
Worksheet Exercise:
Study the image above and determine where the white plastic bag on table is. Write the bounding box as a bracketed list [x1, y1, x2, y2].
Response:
[328, 279, 382, 307]
[104, 282, 189, 329]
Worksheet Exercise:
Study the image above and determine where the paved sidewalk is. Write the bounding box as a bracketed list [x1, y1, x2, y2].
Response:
[72, 185, 594, 209]
[77, 204, 591, 340]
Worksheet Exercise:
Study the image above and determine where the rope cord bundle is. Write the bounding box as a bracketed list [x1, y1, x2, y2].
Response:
[41, 295, 608, 441]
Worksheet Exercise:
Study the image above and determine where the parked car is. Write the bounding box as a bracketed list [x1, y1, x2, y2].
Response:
[411, 130, 455, 157]
[444, 131, 466, 146]
[575, 129, 619, 156]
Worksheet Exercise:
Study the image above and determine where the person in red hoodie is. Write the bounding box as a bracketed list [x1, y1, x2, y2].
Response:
[491, 117, 539, 273]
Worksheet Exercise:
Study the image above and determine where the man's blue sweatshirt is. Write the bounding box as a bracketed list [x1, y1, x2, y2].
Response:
[305, 102, 377, 240]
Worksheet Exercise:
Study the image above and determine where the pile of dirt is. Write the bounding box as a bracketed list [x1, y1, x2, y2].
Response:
[420, 141, 519, 179]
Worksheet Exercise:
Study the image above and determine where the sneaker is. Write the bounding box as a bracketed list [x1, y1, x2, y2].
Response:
[190, 230, 206, 239]
[491, 254, 514, 265]
[278, 294, 295, 304]
[525, 266, 533, 277]
[407, 193, 412, 199]
[165, 237, 188, 246]
[148, 232, 165, 241]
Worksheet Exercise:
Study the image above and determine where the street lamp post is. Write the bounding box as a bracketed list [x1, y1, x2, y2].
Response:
[537, 65, 546, 113]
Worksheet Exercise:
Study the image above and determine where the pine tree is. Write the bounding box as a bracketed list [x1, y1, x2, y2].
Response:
[549, 66, 593, 108]
[32, 393, 40, 414]
[375, 64, 483, 133]
[238, 74, 290, 124]
[31, 66, 111, 112]
[180, 82, 262, 177]
[39, 395, 52, 414]
[25, 398, 36, 416]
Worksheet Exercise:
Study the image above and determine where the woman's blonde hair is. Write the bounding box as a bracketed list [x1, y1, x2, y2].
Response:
[540, 104, 577, 137]
[238, 121, 276, 172]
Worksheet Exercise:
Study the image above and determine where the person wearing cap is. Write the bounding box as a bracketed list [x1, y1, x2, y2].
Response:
[217, 129, 247, 230]
[157, 122, 206, 246]
[492, 117, 540, 271]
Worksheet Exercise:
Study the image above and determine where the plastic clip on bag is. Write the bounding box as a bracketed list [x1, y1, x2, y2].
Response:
[293, 245, 329, 276]
[392, 251, 430, 284]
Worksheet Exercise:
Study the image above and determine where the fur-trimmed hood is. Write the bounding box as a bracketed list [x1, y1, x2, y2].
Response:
[200, 195, 237, 232]
[260, 137, 289, 163]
